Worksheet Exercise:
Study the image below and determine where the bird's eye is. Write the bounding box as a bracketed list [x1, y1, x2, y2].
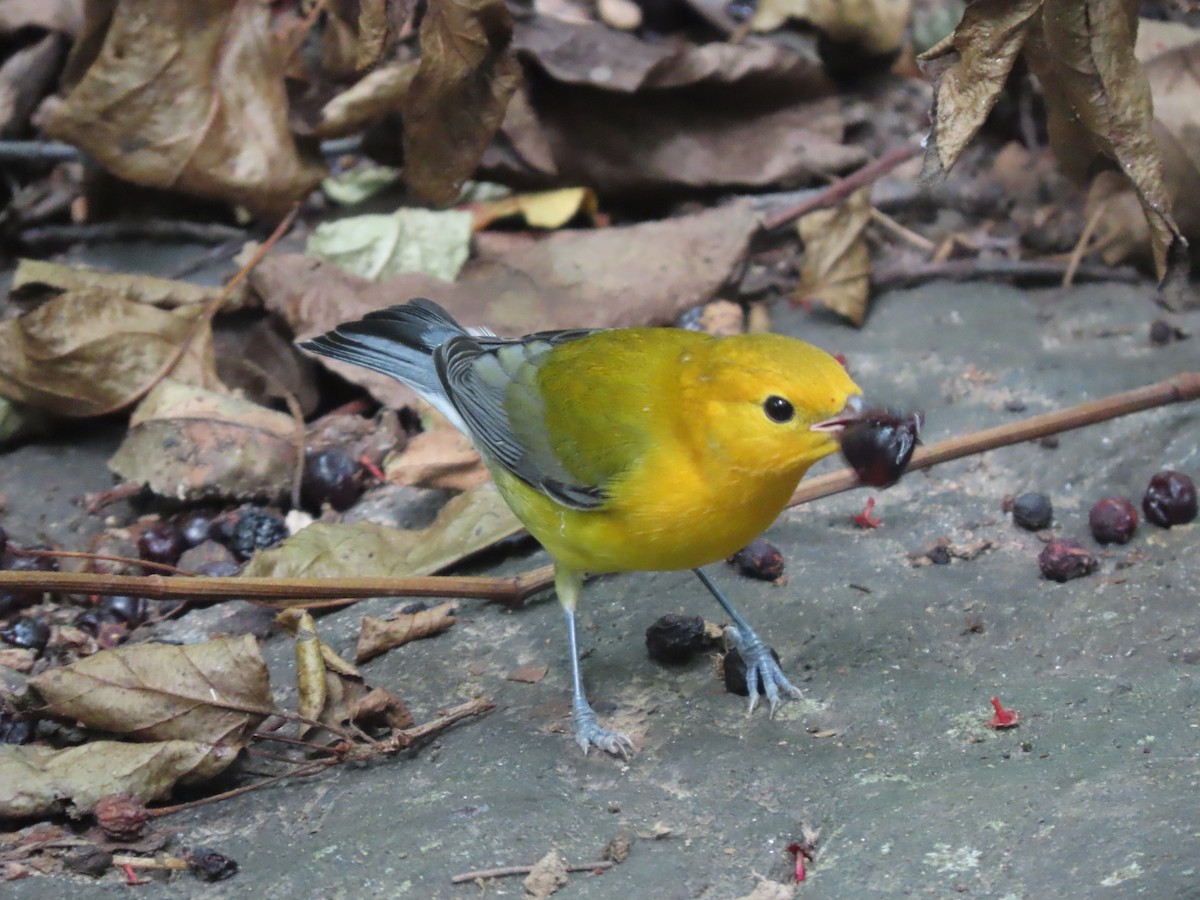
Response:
[763, 395, 794, 423]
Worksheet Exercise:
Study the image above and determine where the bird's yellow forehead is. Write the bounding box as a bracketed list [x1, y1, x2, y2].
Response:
[700, 333, 861, 415]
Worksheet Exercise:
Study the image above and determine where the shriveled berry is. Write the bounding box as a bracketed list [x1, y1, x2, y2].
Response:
[927, 544, 951, 565]
[230, 510, 288, 560]
[177, 511, 215, 549]
[137, 522, 183, 566]
[1, 616, 51, 653]
[1012, 492, 1053, 531]
[0, 705, 35, 744]
[645, 614, 710, 665]
[94, 792, 149, 841]
[839, 409, 922, 488]
[1038, 539, 1097, 582]
[1142, 470, 1197, 528]
[302, 448, 362, 512]
[1089, 497, 1138, 545]
[99, 595, 148, 627]
[1148, 319, 1186, 346]
[722, 645, 783, 697]
[728, 538, 785, 581]
[185, 846, 239, 881]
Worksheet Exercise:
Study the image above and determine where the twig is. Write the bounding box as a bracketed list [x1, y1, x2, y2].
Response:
[82, 483, 142, 514]
[110, 855, 190, 871]
[148, 760, 334, 817]
[762, 143, 922, 232]
[789, 370, 1200, 508]
[451, 860, 614, 885]
[13, 547, 195, 577]
[1063, 198, 1110, 287]
[872, 257, 1143, 290]
[0, 564, 557, 605]
[16, 220, 247, 248]
[869, 207, 936, 252]
[0, 137, 361, 163]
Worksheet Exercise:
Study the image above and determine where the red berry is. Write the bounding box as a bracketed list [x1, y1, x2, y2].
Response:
[1142, 470, 1197, 528]
[1088, 497, 1138, 544]
[137, 523, 183, 566]
[728, 538, 786, 581]
[1038, 539, 1097, 582]
[302, 449, 362, 512]
[838, 409, 922, 488]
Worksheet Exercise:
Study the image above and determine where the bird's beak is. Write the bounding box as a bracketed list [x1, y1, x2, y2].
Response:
[810, 394, 866, 434]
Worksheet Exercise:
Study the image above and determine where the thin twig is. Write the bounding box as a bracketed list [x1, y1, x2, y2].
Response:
[13, 548, 195, 577]
[869, 207, 936, 252]
[1063, 198, 1110, 287]
[451, 860, 614, 884]
[148, 760, 334, 817]
[872, 257, 1142, 290]
[17, 220, 247, 248]
[762, 143, 922, 232]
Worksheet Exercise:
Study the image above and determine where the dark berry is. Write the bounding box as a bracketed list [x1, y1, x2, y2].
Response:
[728, 538, 785, 581]
[1, 616, 51, 653]
[1142, 470, 1197, 528]
[1012, 492, 1053, 531]
[645, 614, 710, 665]
[208, 511, 241, 548]
[137, 522, 183, 566]
[1148, 319, 1186, 346]
[302, 449, 362, 512]
[722, 645, 783, 697]
[838, 409, 922, 488]
[185, 846, 239, 881]
[927, 544, 952, 565]
[1038, 539, 1097, 582]
[73, 607, 109, 636]
[0, 705, 35, 744]
[99, 595, 148, 627]
[177, 511, 216, 549]
[1089, 497, 1138, 545]
[230, 510, 288, 560]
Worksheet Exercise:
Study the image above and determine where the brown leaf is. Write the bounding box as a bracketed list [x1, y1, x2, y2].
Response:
[0, 740, 238, 818]
[45, 0, 326, 218]
[321, 0, 409, 78]
[108, 380, 300, 503]
[401, 0, 521, 204]
[796, 186, 873, 326]
[241, 482, 523, 578]
[356, 602, 458, 664]
[312, 60, 418, 139]
[506, 663, 548, 683]
[383, 419, 489, 491]
[275, 608, 362, 678]
[346, 686, 413, 730]
[288, 610, 327, 735]
[29, 636, 273, 746]
[11, 258, 252, 311]
[0, 292, 220, 417]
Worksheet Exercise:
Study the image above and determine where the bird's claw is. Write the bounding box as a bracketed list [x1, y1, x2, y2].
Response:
[573, 702, 634, 759]
[726, 625, 802, 717]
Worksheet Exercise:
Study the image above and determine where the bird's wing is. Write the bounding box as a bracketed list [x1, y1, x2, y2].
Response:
[435, 329, 607, 510]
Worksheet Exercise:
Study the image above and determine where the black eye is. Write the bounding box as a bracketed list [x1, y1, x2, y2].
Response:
[763, 395, 794, 423]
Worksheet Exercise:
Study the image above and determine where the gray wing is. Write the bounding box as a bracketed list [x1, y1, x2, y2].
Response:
[434, 330, 606, 510]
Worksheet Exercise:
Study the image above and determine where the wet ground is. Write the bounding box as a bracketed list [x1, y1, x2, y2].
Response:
[3, 274, 1199, 898]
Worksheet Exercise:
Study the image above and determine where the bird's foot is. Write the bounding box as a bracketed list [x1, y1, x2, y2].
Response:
[573, 700, 634, 758]
[725, 625, 802, 716]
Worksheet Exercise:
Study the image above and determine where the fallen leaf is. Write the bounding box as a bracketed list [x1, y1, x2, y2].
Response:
[0, 0, 84, 35]
[346, 686, 414, 731]
[357, 601, 458, 663]
[400, 0, 521, 204]
[750, 0, 911, 57]
[383, 419, 489, 491]
[306, 207, 473, 282]
[524, 849, 569, 899]
[506, 663, 548, 683]
[0, 740, 238, 818]
[322, 164, 403, 206]
[0, 292, 220, 417]
[29, 636, 273, 746]
[319, 0, 406, 78]
[467, 186, 599, 231]
[796, 186, 873, 325]
[289, 610, 327, 736]
[275, 608, 362, 678]
[45, 0, 326, 218]
[311, 60, 418, 139]
[0, 32, 66, 138]
[0, 648, 35, 674]
[241, 482, 523, 578]
[11, 258, 251, 311]
[108, 380, 300, 502]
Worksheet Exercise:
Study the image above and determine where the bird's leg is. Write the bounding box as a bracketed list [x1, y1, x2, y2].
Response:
[693, 566, 802, 715]
[557, 567, 634, 758]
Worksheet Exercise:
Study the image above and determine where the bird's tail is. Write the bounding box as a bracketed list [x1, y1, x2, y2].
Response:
[299, 298, 467, 425]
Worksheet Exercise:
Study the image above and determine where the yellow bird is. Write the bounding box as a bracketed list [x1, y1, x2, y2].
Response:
[302, 299, 867, 757]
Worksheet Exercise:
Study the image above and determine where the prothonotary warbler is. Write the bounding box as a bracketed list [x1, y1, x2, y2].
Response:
[302, 299, 870, 757]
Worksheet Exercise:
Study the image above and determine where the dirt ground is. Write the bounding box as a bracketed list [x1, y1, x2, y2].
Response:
[3, 276, 1199, 898]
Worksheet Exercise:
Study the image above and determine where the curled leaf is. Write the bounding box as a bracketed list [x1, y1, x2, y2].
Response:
[796, 186, 873, 326]
[12, 258, 251, 311]
[357, 601, 458, 663]
[291, 611, 327, 736]
[306, 208, 473, 282]
[30, 636, 273, 746]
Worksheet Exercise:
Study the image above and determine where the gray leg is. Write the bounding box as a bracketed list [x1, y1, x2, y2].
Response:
[693, 567, 801, 714]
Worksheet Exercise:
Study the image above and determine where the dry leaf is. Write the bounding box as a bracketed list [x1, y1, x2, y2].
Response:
[289, 610, 327, 735]
[241, 482, 524, 578]
[109, 380, 300, 502]
[796, 186, 873, 326]
[0, 292, 220, 417]
[524, 849, 569, 899]
[313, 60, 418, 139]
[468, 187, 599, 231]
[45, 0, 326, 218]
[30, 636, 272, 746]
[0, 740, 238, 818]
[276, 608, 362, 678]
[920, 1, 1186, 284]
[383, 419, 489, 491]
[11, 258, 251, 311]
[346, 686, 414, 731]
[750, 0, 911, 57]
[506, 663, 548, 683]
[400, 0, 521, 204]
[306, 208, 474, 282]
[356, 601, 458, 663]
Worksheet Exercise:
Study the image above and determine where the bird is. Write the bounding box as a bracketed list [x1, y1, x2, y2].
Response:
[301, 298, 868, 757]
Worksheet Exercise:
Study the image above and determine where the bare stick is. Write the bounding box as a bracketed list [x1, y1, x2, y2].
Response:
[872, 257, 1141, 290]
[451, 860, 614, 885]
[789, 370, 1200, 508]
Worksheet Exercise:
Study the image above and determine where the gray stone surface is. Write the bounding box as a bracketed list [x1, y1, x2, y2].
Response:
[3, 280, 1198, 898]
